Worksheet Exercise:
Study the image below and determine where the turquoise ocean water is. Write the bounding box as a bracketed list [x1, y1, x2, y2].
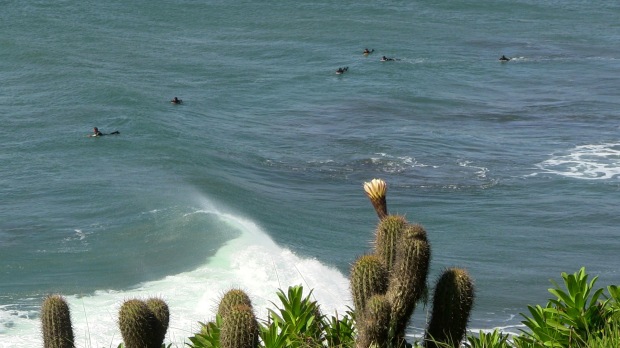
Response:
[1, 1, 620, 346]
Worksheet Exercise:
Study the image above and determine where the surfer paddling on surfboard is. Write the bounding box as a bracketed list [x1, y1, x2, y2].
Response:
[336, 67, 348, 74]
[499, 55, 510, 62]
[89, 127, 120, 137]
[171, 97, 182, 104]
[363, 48, 374, 55]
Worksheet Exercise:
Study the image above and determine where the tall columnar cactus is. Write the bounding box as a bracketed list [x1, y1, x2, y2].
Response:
[424, 268, 475, 348]
[145, 297, 170, 346]
[218, 288, 253, 318]
[350, 254, 389, 315]
[41, 294, 75, 348]
[364, 178, 388, 219]
[374, 215, 408, 272]
[118, 298, 162, 348]
[386, 224, 431, 344]
[356, 179, 474, 348]
[220, 304, 259, 348]
[356, 294, 392, 348]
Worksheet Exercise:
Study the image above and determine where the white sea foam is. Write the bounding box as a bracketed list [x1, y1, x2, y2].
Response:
[371, 153, 435, 174]
[536, 143, 620, 180]
[0, 198, 351, 348]
[458, 159, 489, 179]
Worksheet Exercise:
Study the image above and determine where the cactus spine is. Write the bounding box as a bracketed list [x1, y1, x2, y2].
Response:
[356, 294, 391, 348]
[220, 304, 259, 348]
[41, 294, 75, 348]
[217, 288, 253, 318]
[216, 289, 258, 348]
[119, 299, 155, 348]
[119, 298, 170, 348]
[350, 254, 389, 314]
[425, 268, 475, 348]
[386, 224, 431, 343]
[375, 215, 408, 272]
[145, 297, 170, 346]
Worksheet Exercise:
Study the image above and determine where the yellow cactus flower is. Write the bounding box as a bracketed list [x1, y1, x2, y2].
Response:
[364, 178, 388, 219]
[364, 178, 387, 200]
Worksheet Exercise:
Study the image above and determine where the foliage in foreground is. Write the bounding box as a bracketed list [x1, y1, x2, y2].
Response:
[186, 268, 620, 348]
[464, 267, 620, 348]
[39, 178, 620, 348]
[188, 178, 476, 348]
[465, 329, 511, 348]
[186, 285, 355, 348]
[113, 266, 620, 348]
[42, 178, 476, 348]
[514, 267, 620, 348]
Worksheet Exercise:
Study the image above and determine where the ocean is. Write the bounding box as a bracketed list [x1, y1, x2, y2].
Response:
[1, 0, 619, 346]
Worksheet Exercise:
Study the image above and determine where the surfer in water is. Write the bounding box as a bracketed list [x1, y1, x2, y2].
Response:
[499, 55, 510, 62]
[171, 97, 182, 104]
[336, 67, 348, 74]
[363, 48, 374, 55]
[381, 56, 395, 61]
[89, 127, 120, 137]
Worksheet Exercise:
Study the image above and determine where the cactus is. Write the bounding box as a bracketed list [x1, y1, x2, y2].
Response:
[424, 268, 475, 348]
[220, 304, 259, 348]
[119, 299, 160, 348]
[350, 254, 389, 315]
[374, 215, 408, 272]
[356, 294, 391, 348]
[405, 223, 428, 243]
[145, 297, 170, 346]
[216, 289, 258, 348]
[360, 179, 474, 348]
[386, 224, 431, 344]
[217, 288, 253, 318]
[41, 294, 75, 348]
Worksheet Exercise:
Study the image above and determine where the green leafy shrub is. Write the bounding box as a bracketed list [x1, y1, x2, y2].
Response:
[322, 310, 355, 347]
[465, 329, 511, 348]
[263, 285, 355, 347]
[267, 285, 324, 346]
[606, 284, 620, 321]
[187, 316, 223, 348]
[582, 314, 620, 348]
[514, 267, 619, 348]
